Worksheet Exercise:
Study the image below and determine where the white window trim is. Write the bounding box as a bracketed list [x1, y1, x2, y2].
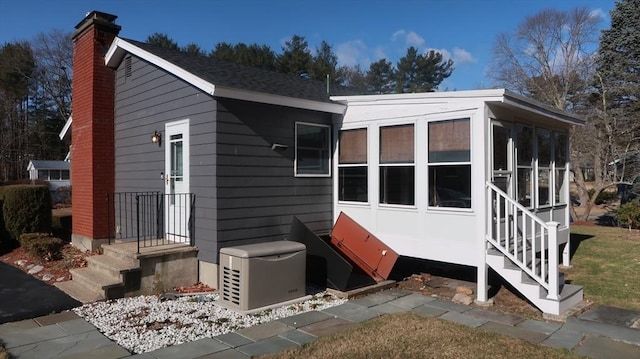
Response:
[379, 122, 416, 208]
[295, 122, 332, 177]
[338, 127, 369, 204]
[426, 117, 472, 211]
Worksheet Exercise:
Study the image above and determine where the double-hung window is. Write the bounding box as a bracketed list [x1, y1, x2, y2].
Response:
[338, 128, 368, 202]
[379, 124, 414, 205]
[295, 122, 330, 176]
[428, 118, 471, 208]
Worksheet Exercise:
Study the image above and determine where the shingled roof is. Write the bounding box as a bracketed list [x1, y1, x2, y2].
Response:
[106, 37, 354, 113]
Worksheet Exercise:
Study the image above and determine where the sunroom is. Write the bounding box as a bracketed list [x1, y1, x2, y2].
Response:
[330, 89, 584, 315]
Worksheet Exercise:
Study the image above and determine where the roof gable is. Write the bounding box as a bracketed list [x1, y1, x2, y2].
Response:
[105, 38, 347, 114]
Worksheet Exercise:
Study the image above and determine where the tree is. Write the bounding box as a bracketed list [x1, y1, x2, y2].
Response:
[182, 43, 205, 56]
[490, 8, 599, 111]
[276, 35, 312, 77]
[489, 7, 608, 221]
[0, 41, 35, 181]
[395, 47, 453, 93]
[146, 33, 179, 50]
[28, 30, 72, 162]
[366, 59, 396, 94]
[210, 42, 276, 71]
[310, 41, 340, 84]
[595, 0, 640, 184]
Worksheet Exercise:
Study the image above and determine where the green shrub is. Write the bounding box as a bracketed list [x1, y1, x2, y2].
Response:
[615, 199, 640, 229]
[2, 185, 52, 241]
[52, 212, 72, 242]
[587, 189, 619, 205]
[18, 233, 63, 261]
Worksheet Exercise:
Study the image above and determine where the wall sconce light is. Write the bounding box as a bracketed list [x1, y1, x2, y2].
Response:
[151, 131, 162, 146]
[271, 143, 288, 151]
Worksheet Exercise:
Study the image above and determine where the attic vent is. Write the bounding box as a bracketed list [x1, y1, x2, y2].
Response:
[124, 56, 132, 78]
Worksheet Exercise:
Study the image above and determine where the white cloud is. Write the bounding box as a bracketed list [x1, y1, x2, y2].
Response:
[426, 47, 452, 61]
[452, 47, 476, 64]
[405, 31, 425, 48]
[391, 29, 425, 48]
[336, 40, 368, 67]
[391, 30, 406, 42]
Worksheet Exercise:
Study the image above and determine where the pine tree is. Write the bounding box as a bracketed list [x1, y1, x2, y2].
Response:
[596, 0, 640, 182]
[395, 47, 453, 93]
[276, 35, 312, 78]
[366, 59, 395, 94]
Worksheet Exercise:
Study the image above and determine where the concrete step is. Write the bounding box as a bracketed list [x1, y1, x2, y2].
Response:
[86, 254, 140, 279]
[69, 267, 124, 299]
[101, 243, 139, 266]
[54, 280, 104, 304]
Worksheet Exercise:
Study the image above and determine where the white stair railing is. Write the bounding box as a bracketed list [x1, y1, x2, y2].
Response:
[486, 182, 559, 300]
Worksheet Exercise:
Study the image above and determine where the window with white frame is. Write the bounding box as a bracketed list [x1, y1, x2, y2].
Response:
[428, 118, 471, 208]
[379, 124, 414, 205]
[537, 128, 552, 206]
[338, 128, 368, 202]
[554, 132, 568, 204]
[295, 122, 330, 176]
[516, 125, 534, 208]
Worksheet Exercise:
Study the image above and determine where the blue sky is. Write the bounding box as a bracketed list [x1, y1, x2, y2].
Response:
[0, 0, 614, 90]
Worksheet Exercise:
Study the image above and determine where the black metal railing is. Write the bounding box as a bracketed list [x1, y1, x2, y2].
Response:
[106, 192, 195, 253]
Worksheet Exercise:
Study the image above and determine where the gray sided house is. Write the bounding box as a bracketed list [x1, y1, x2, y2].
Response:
[64, 12, 588, 316]
[105, 38, 347, 285]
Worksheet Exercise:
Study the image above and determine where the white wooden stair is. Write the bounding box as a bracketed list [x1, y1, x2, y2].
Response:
[486, 248, 583, 315]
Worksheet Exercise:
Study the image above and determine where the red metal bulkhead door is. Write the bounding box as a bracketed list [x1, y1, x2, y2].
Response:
[330, 212, 399, 282]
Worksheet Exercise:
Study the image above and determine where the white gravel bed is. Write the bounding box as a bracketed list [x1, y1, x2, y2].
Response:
[73, 291, 346, 354]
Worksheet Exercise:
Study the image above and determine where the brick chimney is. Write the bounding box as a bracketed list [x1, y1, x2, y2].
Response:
[71, 11, 121, 251]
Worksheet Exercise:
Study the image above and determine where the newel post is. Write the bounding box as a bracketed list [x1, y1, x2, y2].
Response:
[546, 221, 560, 300]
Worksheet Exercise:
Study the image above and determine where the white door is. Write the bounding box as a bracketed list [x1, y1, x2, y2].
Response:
[165, 119, 190, 242]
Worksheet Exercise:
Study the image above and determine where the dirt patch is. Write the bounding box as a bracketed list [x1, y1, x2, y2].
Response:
[396, 272, 544, 320]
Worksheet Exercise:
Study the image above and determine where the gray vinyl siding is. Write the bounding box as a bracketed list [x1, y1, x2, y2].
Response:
[113, 56, 335, 265]
[215, 98, 334, 253]
[113, 55, 218, 262]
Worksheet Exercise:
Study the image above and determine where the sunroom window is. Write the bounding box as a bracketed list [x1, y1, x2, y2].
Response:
[554, 132, 568, 204]
[537, 129, 552, 206]
[295, 123, 330, 176]
[379, 124, 414, 205]
[428, 118, 471, 208]
[339, 128, 368, 202]
[516, 125, 534, 208]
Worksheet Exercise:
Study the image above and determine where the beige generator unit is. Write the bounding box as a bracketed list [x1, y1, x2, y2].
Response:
[219, 241, 306, 312]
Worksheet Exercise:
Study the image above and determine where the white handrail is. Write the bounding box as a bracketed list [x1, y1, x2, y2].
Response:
[485, 182, 559, 299]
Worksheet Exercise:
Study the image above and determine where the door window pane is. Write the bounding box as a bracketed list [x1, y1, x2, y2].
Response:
[493, 125, 510, 171]
[537, 129, 551, 166]
[555, 132, 567, 165]
[517, 168, 532, 207]
[517, 125, 533, 166]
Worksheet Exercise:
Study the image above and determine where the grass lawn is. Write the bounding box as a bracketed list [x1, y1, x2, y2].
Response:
[565, 224, 640, 311]
[266, 312, 579, 359]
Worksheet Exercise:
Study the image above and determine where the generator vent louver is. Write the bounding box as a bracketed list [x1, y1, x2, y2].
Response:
[221, 266, 241, 305]
[219, 241, 307, 312]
